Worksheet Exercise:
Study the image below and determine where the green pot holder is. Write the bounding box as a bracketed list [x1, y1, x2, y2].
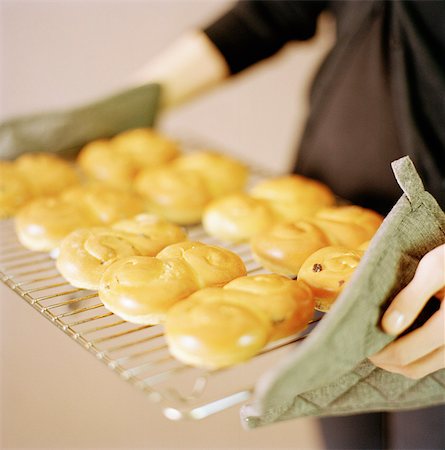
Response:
[242, 156, 445, 429]
[0, 83, 160, 159]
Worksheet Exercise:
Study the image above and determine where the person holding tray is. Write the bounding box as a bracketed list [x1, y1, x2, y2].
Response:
[1, 1, 444, 448]
[131, 1, 445, 448]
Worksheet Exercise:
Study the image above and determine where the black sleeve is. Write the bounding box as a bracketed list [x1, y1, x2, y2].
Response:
[203, 1, 327, 74]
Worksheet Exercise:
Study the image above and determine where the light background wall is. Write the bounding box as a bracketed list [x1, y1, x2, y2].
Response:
[1, 0, 334, 172]
[0, 1, 334, 448]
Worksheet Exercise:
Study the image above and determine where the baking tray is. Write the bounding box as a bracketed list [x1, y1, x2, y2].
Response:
[0, 165, 324, 421]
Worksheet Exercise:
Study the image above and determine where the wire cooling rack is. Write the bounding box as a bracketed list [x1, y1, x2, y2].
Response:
[0, 167, 324, 420]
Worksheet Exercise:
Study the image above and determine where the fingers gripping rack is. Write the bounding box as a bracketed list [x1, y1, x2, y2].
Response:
[0, 189, 323, 421]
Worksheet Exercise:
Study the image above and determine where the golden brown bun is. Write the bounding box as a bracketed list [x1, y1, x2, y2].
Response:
[56, 227, 141, 290]
[157, 241, 247, 287]
[78, 129, 180, 188]
[155, 240, 202, 259]
[251, 221, 330, 276]
[99, 242, 246, 324]
[99, 255, 200, 324]
[0, 162, 31, 218]
[135, 151, 248, 225]
[202, 193, 275, 242]
[201, 174, 335, 242]
[251, 205, 382, 276]
[298, 246, 364, 312]
[224, 274, 314, 341]
[77, 140, 137, 189]
[165, 274, 314, 368]
[61, 184, 145, 224]
[165, 288, 272, 369]
[312, 206, 383, 247]
[112, 214, 187, 255]
[135, 166, 213, 225]
[15, 197, 96, 251]
[15, 153, 79, 196]
[250, 175, 335, 221]
[110, 128, 179, 167]
[316, 206, 383, 236]
[171, 151, 248, 197]
[56, 215, 186, 290]
[16, 185, 146, 252]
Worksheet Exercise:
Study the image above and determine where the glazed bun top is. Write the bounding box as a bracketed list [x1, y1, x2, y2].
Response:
[157, 241, 247, 288]
[135, 165, 213, 225]
[171, 151, 248, 197]
[224, 274, 314, 341]
[250, 174, 335, 221]
[135, 151, 249, 225]
[164, 274, 314, 368]
[112, 213, 187, 255]
[78, 128, 180, 188]
[61, 184, 146, 225]
[165, 287, 273, 368]
[297, 245, 364, 311]
[15, 196, 97, 251]
[311, 206, 383, 248]
[202, 193, 275, 242]
[110, 128, 180, 167]
[77, 139, 137, 189]
[15, 152, 79, 196]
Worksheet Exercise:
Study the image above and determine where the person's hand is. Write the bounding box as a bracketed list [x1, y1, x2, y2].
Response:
[369, 244, 445, 379]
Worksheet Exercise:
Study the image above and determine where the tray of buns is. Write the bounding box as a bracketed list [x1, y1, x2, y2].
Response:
[0, 218, 323, 420]
[0, 129, 383, 420]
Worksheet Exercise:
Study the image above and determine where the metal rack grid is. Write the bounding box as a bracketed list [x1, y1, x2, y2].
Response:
[0, 214, 323, 421]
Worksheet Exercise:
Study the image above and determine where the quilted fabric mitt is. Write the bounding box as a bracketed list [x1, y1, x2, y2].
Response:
[241, 156, 445, 428]
[0, 83, 160, 159]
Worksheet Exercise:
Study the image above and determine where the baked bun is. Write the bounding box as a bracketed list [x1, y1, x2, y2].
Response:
[56, 215, 186, 290]
[77, 139, 137, 188]
[298, 246, 364, 312]
[15, 153, 79, 196]
[251, 221, 330, 276]
[78, 128, 179, 187]
[201, 174, 336, 242]
[312, 206, 383, 247]
[135, 152, 248, 225]
[61, 184, 145, 225]
[316, 206, 383, 236]
[250, 175, 335, 221]
[251, 205, 382, 275]
[154, 240, 202, 259]
[157, 241, 247, 287]
[224, 274, 314, 341]
[15, 197, 96, 251]
[99, 241, 246, 324]
[0, 162, 31, 218]
[171, 151, 248, 197]
[112, 213, 187, 255]
[16, 185, 146, 251]
[135, 166, 213, 225]
[165, 288, 272, 369]
[111, 128, 179, 167]
[56, 227, 142, 290]
[165, 274, 314, 368]
[99, 255, 201, 324]
[202, 193, 274, 242]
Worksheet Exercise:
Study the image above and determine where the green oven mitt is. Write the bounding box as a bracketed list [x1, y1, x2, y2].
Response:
[242, 156, 445, 428]
[0, 83, 161, 159]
